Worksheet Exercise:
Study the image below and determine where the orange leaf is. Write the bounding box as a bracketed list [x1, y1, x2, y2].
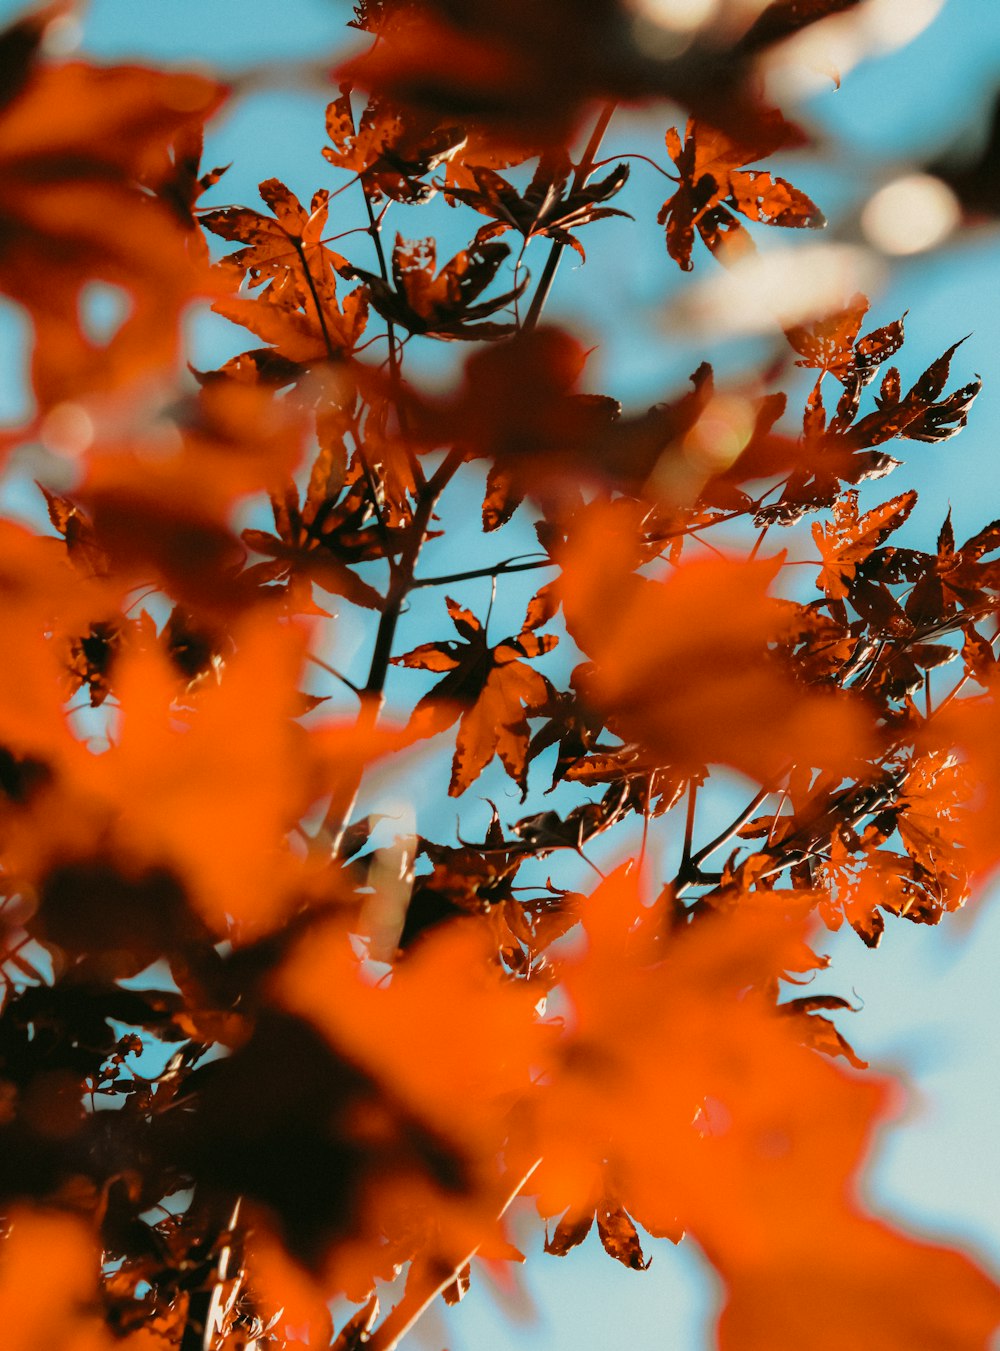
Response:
[345, 234, 526, 341]
[394, 596, 556, 795]
[323, 88, 465, 203]
[659, 118, 824, 270]
[812, 489, 917, 599]
[202, 177, 346, 302]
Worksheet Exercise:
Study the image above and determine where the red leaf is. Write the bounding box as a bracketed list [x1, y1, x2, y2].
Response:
[659, 118, 824, 270]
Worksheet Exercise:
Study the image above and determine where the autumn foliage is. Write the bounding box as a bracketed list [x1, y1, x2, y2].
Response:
[0, 1, 998, 1348]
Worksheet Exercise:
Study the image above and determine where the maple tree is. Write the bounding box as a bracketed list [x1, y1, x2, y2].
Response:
[0, 1, 996, 1349]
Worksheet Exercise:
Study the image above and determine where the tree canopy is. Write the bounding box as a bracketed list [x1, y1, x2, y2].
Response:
[0, 1, 997, 1348]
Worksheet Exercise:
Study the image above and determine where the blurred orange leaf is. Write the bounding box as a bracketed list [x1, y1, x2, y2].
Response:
[0, 23, 226, 407]
[559, 506, 875, 782]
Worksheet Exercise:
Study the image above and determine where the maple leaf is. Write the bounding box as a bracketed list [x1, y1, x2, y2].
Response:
[659, 117, 825, 270]
[404, 824, 578, 969]
[278, 915, 540, 1148]
[348, 0, 386, 33]
[812, 489, 917, 600]
[63, 619, 126, 709]
[406, 327, 614, 526]
[818, 828, 939, 946]
[23, 618, 323, 940]
[901, 509, 1000, 627]
[758, 325, 981, 526]
[213, 269, 370, 366]
[544, 1197, 651, 1269]
[240, 431, 428, 609]
[411, 828, 524, 935]
[242, 496, 386, 613]
[0, 1208, 117, 1351]
[934, 680, 1000, 881]
[404, 332, 791, 529]
[786, 293, 906, 387]
[338, 0, 842, 151]
[777, 994, 867, 1069]
[323, 86, 466, 203]
[896, 750, 972, 895]
[393, 593, 557, 795]
[445, 152, 631, 259]
[442, 131, 534, 196]
[263, 922, 541, 1290]
[75, 383, 313, 614]
[37, 483, 109, 580]
[5, 613, 413, 951]
[246, 1236, 337, 1348]
[336, 3, 606, 147]
[0, 520, 110, 772]
[544, 1202, 594, 1257]
[562, 749, 685, 814]
[842, 337, 981, 450]
[595, 1202, 652, 1270]
[202, 178, 346, 303]
[172, 1004, 475, 1285]
[345, 234, 527, 340]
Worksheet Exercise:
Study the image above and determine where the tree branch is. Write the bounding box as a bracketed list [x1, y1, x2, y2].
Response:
[316, 445, 468, 857]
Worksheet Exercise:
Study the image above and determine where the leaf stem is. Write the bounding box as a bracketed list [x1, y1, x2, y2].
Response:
[748, 522, 771, 561]
[290, 234, 338, 361]
[590, 151, 677, 181]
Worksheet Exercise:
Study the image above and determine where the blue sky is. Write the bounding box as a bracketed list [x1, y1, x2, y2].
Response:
[1, 0, 998, 1344]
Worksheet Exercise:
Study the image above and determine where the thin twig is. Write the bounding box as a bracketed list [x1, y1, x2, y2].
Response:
[316, 446, 468, 858]
[522, 103, 617, 332]
[362, 184, 426, 492]
[412, 556, 555, 589]
[678, 779, 698, 882]
[365, 1159, 541, 1351]
[748, 522, 771, 561]
[689, 785, 771, 871]
[674, 784, 772, 898]
[307, 652, 362, 697]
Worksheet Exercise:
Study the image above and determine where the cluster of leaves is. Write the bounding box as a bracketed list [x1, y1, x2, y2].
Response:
[0, 2, 997, 1350]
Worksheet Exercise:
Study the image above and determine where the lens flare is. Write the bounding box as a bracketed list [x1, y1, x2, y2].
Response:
[862, 174, 960, 255]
